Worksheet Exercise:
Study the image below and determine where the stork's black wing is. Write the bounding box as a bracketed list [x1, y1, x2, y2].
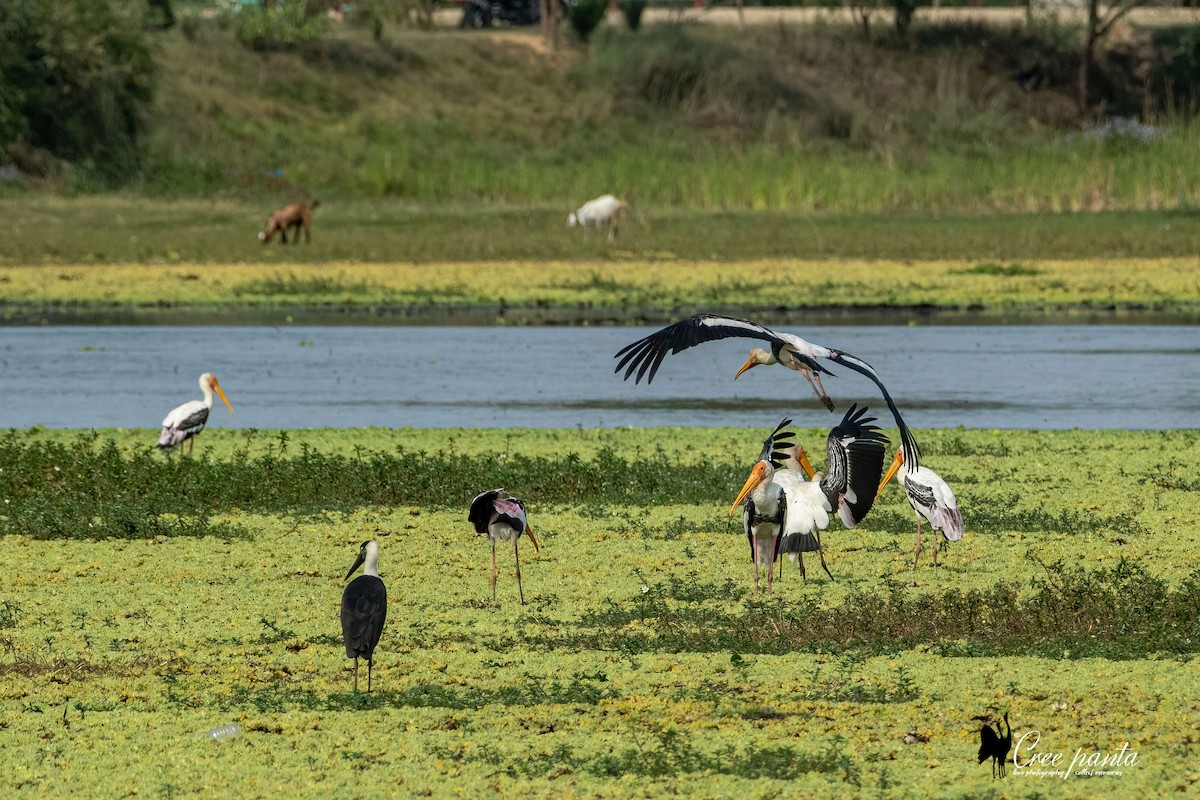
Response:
[978, 724, 1000, 764]
[468, 488, 503, 533]
[614, 314, 786, 384]
[758, 417, 796, 467]
[341, 575, 387, 659]
[822, 350, 921, 471]
[821, 404, 890, 527]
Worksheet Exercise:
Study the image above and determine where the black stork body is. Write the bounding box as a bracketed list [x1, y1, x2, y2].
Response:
[341, 540, 387, 692]
[157, 372, 234, 453]
[613, 313, 920, 470]
[977, 711, 1012, 778]
[469, 488, 540, 604]
[774, 404, 890, 581]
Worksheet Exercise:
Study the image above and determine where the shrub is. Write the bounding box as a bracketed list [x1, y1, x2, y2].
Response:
[568, 0, 609, 43]
[227, 0, 327, 52]
[620, 0, 646, 32]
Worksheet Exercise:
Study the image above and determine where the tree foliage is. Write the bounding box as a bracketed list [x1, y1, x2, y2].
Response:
[0, 0, 155, 179]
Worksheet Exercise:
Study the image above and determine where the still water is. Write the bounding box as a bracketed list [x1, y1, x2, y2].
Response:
[1, 326, 1197, 430]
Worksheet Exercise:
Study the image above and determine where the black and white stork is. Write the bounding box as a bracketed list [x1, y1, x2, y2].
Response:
[773, 404, 890, 581]
[341, 540, 387, 692]
[157, 372, 233, 453]
[468, 488, 540, 604]
[613, 313, 920, 469]
[876, 446, 963, 575]
[730, 419, 795, 594]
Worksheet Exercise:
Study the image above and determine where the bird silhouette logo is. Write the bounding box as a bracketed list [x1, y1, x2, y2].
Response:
[973, 710, 1013, 778]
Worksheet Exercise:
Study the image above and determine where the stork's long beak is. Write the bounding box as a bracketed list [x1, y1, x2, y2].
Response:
[211, 379, 234, 415]
[876, 450, 905, 500]
[524, 523, 540, 553]
[796, 446, 816, 480]
[730, 462, 768, 514]
[734, 356, 758, 380]
[344, 551, 366, 582]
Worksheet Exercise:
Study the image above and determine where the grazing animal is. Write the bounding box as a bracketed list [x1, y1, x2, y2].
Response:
[876, 445, 963, 578]
[976, 711, 1012, 778]
[157, 372, 233, 453]
[259, 200, 319, 244]
[469, 488, 540, 603]
[341, 540, 387, 692]
[568, 194, 628, 242]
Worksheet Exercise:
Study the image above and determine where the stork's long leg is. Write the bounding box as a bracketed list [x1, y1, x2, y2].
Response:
[814, 532, 835, 581]
[751, 532, 761, 593]
[352, 657, 359, 692]
[798, 369, 836, 412]
[767, 536, 778, 595]
[491, 540, 497, 601]
[367, 657, 373, 693]
[913, 513, 923, 574]
[932, 532, 940, 569]
[797, 551, 807, 582]
[187, 437, 194, 455]
[515, 539, 525, 604]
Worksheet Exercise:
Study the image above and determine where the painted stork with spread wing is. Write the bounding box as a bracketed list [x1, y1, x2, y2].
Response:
[774, 404, 890, 581]
[613, 314, 920, 470]
[157, 372, 233, 453]
[876, 446, 963, 575]
[468, 488, 540, 604]
[730, 419, 795, 594]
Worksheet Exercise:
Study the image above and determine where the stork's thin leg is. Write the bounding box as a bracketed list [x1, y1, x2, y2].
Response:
[751, 532, 761, 593]
[187, 437, 194, 455]
[809, 371, 835, 411]
[367, 658, 372, 693]
[491, 540, 497, 601]
[815, 532, 835, 581]
[913, 514, 923, 574]
[798, 551, 807, 582]
[767, 536, 779, 595]
[932, 532, 940, 570]
[352, 657, 359, 692]
[514, 540, 526, 604]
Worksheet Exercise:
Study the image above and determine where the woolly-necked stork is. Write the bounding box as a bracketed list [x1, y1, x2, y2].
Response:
[157, 372, 233, 453]
[341, 540, 387, 692]
[469, 488, 540, 604]
[613, 313, 920, 469]
[876, 446, 963, 575]
[773, 404, 890, 581]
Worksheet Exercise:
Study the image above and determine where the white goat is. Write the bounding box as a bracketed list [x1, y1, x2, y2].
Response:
[568, 194, 629, 242]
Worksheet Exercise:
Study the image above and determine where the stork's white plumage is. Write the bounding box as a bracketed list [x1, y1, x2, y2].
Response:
[468, 488, 540, 604]
[157, 372, 233, 453]
[731, 450, 788, 594]
[876, 446, 963, 575]
[613, 314, 921, 470]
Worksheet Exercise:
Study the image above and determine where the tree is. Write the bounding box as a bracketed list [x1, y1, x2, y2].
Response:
[1078, 0, 1149, 114]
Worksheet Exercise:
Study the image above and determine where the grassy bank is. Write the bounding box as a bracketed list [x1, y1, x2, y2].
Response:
[1, 426, 1197, 795]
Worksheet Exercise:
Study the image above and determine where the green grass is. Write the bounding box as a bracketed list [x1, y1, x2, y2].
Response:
[1, 426, 1198, 795]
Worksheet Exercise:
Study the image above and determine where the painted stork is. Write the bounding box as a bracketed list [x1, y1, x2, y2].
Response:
[876, 446, 963, 574]
[341, 540, 387, 692]
[468, 488, 540, 604]
[613, 313, 920, 469]
[774, 404, 890, 581]
[157, 372, 233, 453]
[730, 419, 795, 593]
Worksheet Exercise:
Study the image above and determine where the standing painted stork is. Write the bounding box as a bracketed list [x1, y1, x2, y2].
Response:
[876, 446, 963, 575]
[613, 313, 920, 470]
[157, 372, 234, 453]
[341, 540, 387, 692]
[730, 419, 796, 594]
[468, 488, 540, 604]
[774, 404, 890, 581]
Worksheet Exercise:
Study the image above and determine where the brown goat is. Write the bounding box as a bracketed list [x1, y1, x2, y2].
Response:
[259, 200, 319, 245]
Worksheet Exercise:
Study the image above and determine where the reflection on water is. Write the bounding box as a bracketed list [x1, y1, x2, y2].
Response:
[1, 325, 1197, 430]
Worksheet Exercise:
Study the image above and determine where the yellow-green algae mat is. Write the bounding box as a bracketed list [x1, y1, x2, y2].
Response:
[2, 427, 1199, 798]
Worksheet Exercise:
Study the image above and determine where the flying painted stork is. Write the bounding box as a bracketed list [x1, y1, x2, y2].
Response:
[730, 419, 795, 594]
[468, 488, 540, 604]
[341, 540, 387, 692]
[613, 313, 920, 470]
[876, 446, 963, 575]
[774, 404, 890, 581]
[156, 372, 233, 453]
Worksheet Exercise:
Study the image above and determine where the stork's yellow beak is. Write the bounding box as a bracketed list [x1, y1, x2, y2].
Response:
[523, 524, 540, 553]
[734, 356, 758, 380]
[876, 450, 905, 500]
[730, 462, 768, 514]
[796, 446, 816, 480]
[211, 379, 234, 415]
